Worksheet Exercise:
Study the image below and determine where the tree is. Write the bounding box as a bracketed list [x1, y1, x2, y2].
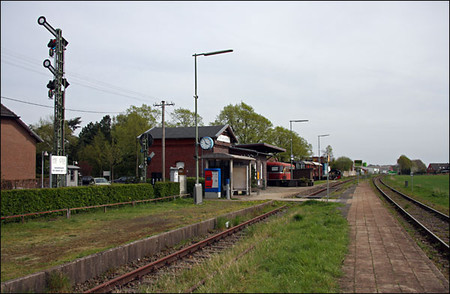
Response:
[168, 108, 203, 127]
[67, 117, 82, 131]
[397, 155, 412, 175]
[324, 145, 334, 162]
[411, 159, 427, 174]
[31, 116, 79, 175]
[78, 132, 108, 176]
[112, 104, 159, 178]
[78, 115, 111, 147]
[213, 102, 273, 144]
[265, 126, 312, 162]
[331, 156, 353, 171]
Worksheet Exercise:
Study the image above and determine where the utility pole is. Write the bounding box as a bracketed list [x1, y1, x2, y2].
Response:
[39, 16, 69, 188]
[154, 101, 174, 181]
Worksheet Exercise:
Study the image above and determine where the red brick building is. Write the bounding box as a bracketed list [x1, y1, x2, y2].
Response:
[427, 163, 450, 174]
[140, 125, 285, 195]
[1, 104, 43, 187]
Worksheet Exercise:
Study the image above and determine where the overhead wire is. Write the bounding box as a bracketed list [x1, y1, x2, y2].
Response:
[1, 47, 160, 104]
[1, 96, 122, 114]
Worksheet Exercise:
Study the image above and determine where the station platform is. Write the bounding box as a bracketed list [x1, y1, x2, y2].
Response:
[232, 181, 449, 292]
[339, 181, 449, 293]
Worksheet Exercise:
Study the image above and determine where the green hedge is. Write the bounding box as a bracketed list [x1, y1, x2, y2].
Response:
[187, 177, 205, 197]
[154, 181, 180, 197]
[1, 183, 164, 217]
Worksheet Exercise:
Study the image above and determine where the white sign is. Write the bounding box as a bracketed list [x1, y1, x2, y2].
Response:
[103, 171, 110, 177]
[217, 134, 230, 143]
[50, 155, 67, 175]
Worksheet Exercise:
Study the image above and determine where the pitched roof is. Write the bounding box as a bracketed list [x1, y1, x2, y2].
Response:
[1, 104, 43, 143]
[428, 163, 450, 170]
[139, 124, 238, 143]
[234, 143, 286, 154]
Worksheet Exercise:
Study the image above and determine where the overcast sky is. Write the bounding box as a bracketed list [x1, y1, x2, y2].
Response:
[1, 1, 448, 166]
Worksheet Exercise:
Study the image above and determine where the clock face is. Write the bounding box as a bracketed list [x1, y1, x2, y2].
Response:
[200, 137, 214, 150]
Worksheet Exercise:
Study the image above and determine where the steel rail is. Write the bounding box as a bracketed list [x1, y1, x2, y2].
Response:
[307, 179, 353, 196]
[372, 177, 449, 251]
[85, 205, 287, 293]
[379, 178, 449, 221]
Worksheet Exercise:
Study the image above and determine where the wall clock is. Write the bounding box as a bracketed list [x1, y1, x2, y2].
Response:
[200, 136, 214, 150]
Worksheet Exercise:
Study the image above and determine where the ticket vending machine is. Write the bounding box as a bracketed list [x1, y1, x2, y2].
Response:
[204, 168, 221, 199]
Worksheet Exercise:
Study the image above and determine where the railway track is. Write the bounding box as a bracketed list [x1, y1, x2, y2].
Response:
[82, 205, 287, 293]
[299, 179, 354, 199]
[372, 176, 449, 252]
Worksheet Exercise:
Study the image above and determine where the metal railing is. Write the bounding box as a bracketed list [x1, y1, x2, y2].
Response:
[1, 194, 190, 222]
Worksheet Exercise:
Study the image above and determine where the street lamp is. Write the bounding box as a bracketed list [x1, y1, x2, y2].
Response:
[318, 134, 329, 180]
[193, 49, 233, 204]
[41, 151, 48, 188]
[289, 119, 308, 179]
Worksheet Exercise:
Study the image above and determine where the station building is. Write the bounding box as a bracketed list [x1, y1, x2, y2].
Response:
[139, 124, 285, 195]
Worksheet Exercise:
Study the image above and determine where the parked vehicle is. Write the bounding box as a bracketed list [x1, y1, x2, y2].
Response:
[92, 177, 111, 186]
[81, 176, 94, 186]
[112, 176, 137, 184]
[329, 169, 342, 180]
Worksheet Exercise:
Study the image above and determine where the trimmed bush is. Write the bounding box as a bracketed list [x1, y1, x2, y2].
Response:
[154, 181, 180, 197]
[1, 184, 154, 217]
[186, 177, 205, 197]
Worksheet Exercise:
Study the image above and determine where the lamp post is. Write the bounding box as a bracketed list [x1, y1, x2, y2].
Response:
[193, 49, 233, 204]
[289, 119, 308, 179]
[41, 151, 48, 188]
[318, 134, 329, 180]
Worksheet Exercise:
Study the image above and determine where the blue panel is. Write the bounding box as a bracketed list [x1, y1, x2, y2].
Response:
[205, 168, 221, 193]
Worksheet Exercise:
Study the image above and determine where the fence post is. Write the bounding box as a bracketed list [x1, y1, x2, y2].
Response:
[104, 206, 107, 213]
[132, 201, 135, 207]
[66, 208, 71, 219]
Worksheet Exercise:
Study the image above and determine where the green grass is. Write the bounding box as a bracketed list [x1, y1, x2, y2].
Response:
[143, 201, 349, 293]
[1, 198, 271, 282]
[382, 174, 449, 215]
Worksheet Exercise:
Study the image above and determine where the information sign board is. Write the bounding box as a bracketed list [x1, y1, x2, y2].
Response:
[50, 155, 67, 175]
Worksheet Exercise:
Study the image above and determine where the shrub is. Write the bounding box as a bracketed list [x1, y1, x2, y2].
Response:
[1, 184, 154, 217]
[186, 177, 204, 197]
[154, 181, 180, 197]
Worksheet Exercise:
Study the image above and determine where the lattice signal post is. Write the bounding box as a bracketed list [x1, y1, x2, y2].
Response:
[38, 16, 69, 188]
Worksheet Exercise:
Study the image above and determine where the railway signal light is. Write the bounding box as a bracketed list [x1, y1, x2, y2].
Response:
[47, 39, 56, 49]
[38, 15, 69, 188]
[62, 78, 70, 88]
[47, 79, 56, 90]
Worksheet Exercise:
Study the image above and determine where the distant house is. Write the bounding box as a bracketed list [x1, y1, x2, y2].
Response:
[1, 104, 43, 188]
[427, 163, 450, 174]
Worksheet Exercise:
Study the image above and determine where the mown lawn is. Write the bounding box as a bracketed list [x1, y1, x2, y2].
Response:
[144, 201, 349, 293]
[1, 198, 269, 282]
[382, 174, 449, 215]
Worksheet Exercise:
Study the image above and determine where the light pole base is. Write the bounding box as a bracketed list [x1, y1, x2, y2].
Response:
[194, 184, 203, 204]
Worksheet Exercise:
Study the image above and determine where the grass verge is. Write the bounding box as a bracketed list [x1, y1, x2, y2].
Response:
[1, 198, 270, 282]
[382, 174, 449, 215]
[143, 201, 349, 293]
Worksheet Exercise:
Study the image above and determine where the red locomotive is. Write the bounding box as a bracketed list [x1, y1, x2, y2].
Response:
[267, 162, 294, 180]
